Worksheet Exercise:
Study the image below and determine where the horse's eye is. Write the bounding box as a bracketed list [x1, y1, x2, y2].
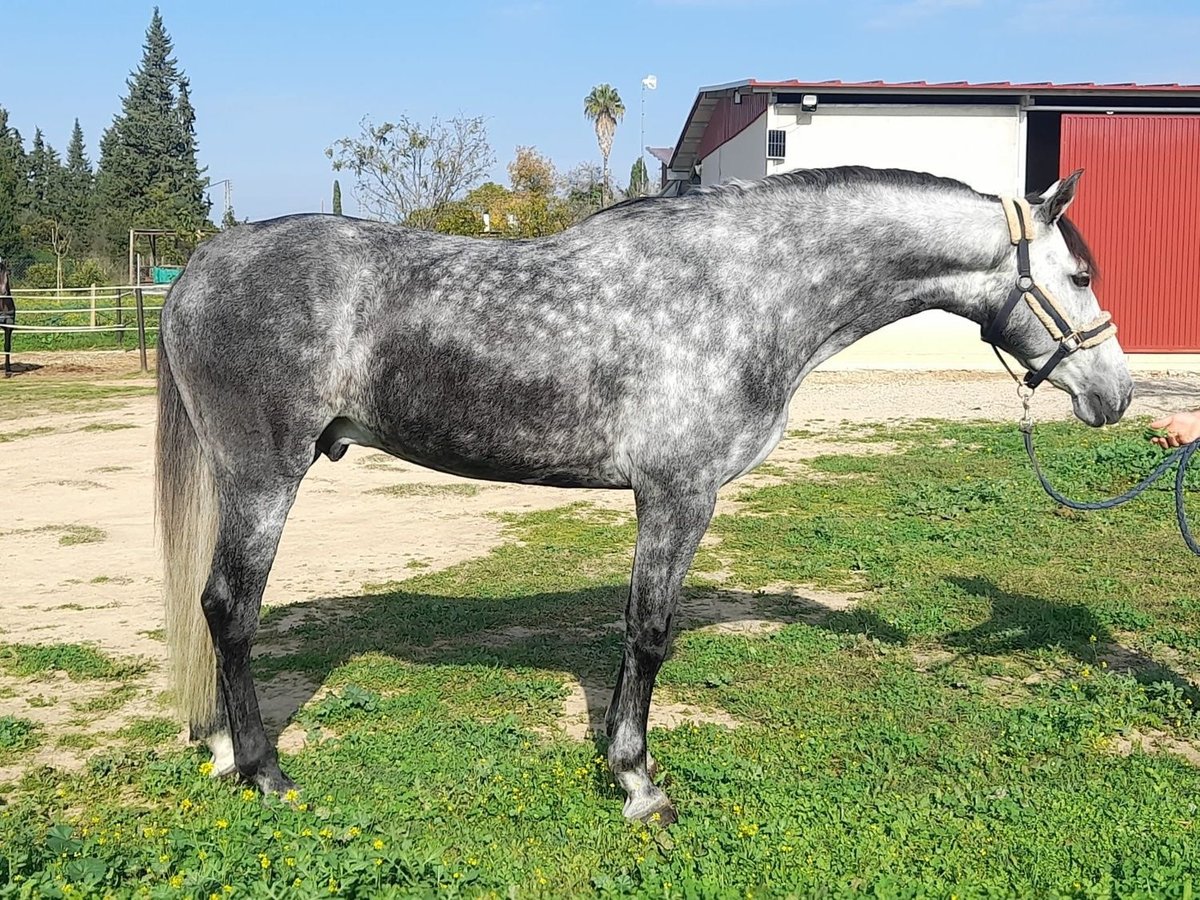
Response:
[1071, 272, 1092, 289]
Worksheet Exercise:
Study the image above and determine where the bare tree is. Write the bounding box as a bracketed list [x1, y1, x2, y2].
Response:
[326, 115, 494, 228]
[26, 218, 74, 291]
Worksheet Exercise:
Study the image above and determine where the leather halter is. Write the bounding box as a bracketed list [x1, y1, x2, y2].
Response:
[981, 197, 1117, 390]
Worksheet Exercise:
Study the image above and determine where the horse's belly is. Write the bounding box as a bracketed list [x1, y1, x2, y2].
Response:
[319, 416, 628, 489]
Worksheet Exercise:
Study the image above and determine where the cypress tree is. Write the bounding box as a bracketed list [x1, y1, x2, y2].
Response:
[63, 119, 94, 246]
[0, 108, 30, 265]
[170, 76, 210, 232]
[332, 179, 342, 215]
[95, 8, 210, 257]
[28, 128, 65, 220]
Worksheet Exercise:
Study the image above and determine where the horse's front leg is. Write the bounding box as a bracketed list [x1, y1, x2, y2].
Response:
[607, 481, 715, 824]
[3, 325, 11, 378]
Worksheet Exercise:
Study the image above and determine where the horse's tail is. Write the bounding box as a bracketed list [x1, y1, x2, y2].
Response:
[156, 340, 219, 729]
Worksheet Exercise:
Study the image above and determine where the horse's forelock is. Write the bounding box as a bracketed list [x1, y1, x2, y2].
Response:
[1057, 214, 1100, 279]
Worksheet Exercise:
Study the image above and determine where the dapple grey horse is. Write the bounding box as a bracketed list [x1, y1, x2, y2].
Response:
[157, 167, 1132, 823]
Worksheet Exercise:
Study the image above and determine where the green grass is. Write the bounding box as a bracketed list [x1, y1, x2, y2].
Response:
[71, 684, 141, 715]
[80, 422, 139, 433]
[6, 422, 1200, 895]
[0, 381, 154, 422]
[0, 715, 40, 763]
[53, 524, 107, 546]
[0, 425, 55, 443]
[0, 642, 147, 681]
[116, 717, 179, 746]
[366, 482, 482, 498]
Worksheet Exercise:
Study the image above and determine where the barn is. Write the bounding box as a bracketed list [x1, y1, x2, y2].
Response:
[660, 79, 1200, 365]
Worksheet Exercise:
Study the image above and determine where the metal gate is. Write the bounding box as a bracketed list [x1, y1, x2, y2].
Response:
[1059, 114, 1200, 352]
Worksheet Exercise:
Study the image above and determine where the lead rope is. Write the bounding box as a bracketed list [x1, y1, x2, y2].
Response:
[1008, 370, 1200, 556]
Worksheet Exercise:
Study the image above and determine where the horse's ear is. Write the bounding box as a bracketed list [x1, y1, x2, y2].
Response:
[1037, 169, 1083, 224]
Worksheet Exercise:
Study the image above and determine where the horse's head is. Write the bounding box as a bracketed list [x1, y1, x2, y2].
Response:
[986, 172, 1133, 427]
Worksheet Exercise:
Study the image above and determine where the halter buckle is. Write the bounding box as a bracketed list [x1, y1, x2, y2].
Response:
[1061, 333, 1081, 354]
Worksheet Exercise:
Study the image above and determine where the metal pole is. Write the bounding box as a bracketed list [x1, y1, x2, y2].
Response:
[641, 84, 646, 179]
[134, 288, 148, 373]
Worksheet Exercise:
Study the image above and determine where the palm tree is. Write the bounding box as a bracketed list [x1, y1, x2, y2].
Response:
[583, 84, 625, 204]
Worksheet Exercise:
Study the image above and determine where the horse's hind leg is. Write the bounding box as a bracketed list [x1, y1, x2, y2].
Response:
[607, 482, 715, 823]
[201, 471, 304, 793]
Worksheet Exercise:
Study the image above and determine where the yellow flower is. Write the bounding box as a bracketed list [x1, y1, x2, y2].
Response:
[374, 858, 383, 867]
[1081, 666, 1092, 678]
[272, 830, 283, 841]
[294, 879, 302, 888]
[260, 855, 271, 870]
[198, 850, 208, 861]
[372, 838, 385, 851]
[301, 828, 313, 838]
[319, 827, 334, 839]
[241, 789, 256, 802]
[179, 798, 193, 811]
[285, 857, 296, 867]
[738, 822, 759, 838]
[348, 826, 361, 838]
[215, 819, 229, 829]
[223, 887, 233, 895]
[160, 854, 171, 864]
[199, 761, 214, 776]
[284, 789, 299, 804]
[169, 875, 183, 889]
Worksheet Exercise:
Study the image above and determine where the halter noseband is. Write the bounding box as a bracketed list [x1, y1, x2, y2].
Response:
[981, 197, 1117, 390]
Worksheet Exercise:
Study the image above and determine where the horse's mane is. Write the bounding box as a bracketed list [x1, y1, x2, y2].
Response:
[593, 166, 1098, 273]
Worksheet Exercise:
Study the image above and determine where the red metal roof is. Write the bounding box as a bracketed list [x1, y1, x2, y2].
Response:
[747, 79, 1200, 92]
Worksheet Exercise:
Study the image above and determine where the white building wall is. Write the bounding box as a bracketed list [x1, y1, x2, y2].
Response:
[760, 103, 1024, 370]
[699, 113, 767, 186]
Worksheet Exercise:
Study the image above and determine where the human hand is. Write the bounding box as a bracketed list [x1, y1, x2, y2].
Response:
[1147, 411, 1200, 449]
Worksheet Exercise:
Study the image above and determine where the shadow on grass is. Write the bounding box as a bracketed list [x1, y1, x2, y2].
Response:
[945, 575, 1200, 707]
[253, 582, 905, 743]
[251, 573, 1199, 746]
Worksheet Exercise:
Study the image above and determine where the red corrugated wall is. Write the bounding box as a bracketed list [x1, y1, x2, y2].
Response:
[1060, 114, 1200, 352]
[696, 92, 770, 161]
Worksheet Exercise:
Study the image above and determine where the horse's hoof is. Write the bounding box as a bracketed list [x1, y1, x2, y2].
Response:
[623, 788, 676, 826]
[251, 764, 296, 797]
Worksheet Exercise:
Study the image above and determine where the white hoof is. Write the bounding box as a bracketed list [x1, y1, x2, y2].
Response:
[207, 730, 237, 778]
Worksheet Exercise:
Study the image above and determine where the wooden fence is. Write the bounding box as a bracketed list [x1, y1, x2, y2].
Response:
[1, 285, 169, 372]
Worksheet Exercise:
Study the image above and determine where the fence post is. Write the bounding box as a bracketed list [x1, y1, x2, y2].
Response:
[116, 290, 124, 347]
[134, 288, 148, 373]
[89, 284, 97, 329]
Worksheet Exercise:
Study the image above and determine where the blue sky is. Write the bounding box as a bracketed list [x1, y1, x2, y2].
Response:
[4, 0, 1198, 220]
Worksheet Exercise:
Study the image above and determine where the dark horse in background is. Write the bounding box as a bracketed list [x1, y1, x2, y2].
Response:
[158, 166, 1132, 824]
[0, 257, 15, 377]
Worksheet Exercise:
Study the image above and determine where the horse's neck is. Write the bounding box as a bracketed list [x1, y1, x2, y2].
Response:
[754, 189, 1011, 375]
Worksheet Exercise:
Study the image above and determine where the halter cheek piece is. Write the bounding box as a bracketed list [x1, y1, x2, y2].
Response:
[980, 196, 1117, 390]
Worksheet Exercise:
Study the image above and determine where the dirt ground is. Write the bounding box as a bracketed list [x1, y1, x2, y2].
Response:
[3, 354, 1200, 778]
